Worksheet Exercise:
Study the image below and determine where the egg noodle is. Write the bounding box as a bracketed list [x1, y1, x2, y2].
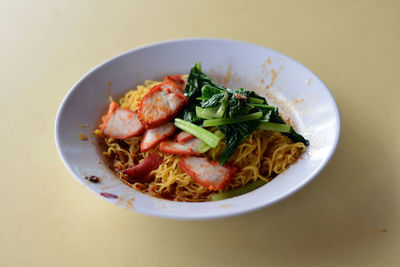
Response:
[95, 80, 306, 202]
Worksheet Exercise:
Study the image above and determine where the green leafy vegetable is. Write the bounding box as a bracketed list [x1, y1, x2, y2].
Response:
[258, 121, 290, 132]
[184, 63, 224, 101]
[174, 118, 222, 148]
[180, 108, 202, 124]
[178, 62, 309, 163]
[179, 63, 225, 124]
[203, 112, 263, 127]
[248, 97, 265, 104]
[267, 107, 310, 145]
[284, 127, 310, 145]
[250, 104, 275, 109]
[211, 179, 267, 201]
[196, 131, 225, 153]
[215, 93, 229, 118]
[227, 93, 246, 118]
[201, 92, 226, 108]
[195, 106, 219, 119]
[217, 120, 260, 164]
[201, 85, 223, 99]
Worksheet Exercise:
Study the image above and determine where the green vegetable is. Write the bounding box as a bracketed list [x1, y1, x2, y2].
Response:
[268, 108, 310, 145]
[248, 97, 265, 104]
[195, 106, 219, 119]
[196, 130, 225, 153]
[180, 108, 202, 124]
[175, 118, 222, 148]
[201, 92, 226, 108]
[215, 92, 229, 118]
[203, 112, 263, 127]
[227, 94, 245, 118]
[284, 127, 310, 145]
[223, 89, 249, 118]
[184, 63, 224, 101]
[201, 85, 223, 99]
[258, 121, 290, 132]
[217, 120, 260, 164]
[179, 63, 225, 124]
[250, 104, 275, 109]
[211, 179, 267, 201]
[178, 62, 309, 163]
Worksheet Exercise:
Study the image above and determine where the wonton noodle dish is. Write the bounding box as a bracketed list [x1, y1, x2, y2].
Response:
[95, 63, 309, 202]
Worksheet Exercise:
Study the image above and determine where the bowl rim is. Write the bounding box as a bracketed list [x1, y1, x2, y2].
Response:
[55, 37, 341, 220]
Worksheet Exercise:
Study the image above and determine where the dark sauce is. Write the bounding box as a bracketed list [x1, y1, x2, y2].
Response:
[84, 175, 100, 183]
[158, 184, 176, 200]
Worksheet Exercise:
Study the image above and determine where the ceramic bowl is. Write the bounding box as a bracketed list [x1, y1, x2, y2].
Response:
[55, 38, 340, 219]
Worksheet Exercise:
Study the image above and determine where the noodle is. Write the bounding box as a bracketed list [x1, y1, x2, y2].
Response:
[95, 80, 306, 202]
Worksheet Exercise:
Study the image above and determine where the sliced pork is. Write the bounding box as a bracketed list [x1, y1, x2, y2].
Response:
[160, 75, 187, 94]
[178, 156, 238, 191]
[138, 85, 187, 129]
[175, 131, 194, 144]
[140, 123, 176, 152]
[159, 138, 203, 156]
[121, 153, 163, 183]
[101, 102, 144, 139]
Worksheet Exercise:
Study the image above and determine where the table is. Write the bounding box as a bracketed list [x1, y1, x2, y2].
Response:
[1, 0, 399, 266]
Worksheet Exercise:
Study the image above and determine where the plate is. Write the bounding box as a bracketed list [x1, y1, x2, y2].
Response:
[55, 38, 340, 219]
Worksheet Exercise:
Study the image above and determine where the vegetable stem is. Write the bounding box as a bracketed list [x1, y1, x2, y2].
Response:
[250, 104, 275, 109]
[248, 97, 265, 104]
[203, 112, 263, 127]
[196, 131, 225, 153]
[195, 62, 201, 70]
[215, 93, 229, 118]
[175, 118, 222, 148]
[195, 106, 218, 119]
[211, 180, 267, 201]
[258, 121, 290, 132]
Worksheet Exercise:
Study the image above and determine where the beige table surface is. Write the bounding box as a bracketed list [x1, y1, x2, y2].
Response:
[1, 0, 399, 266]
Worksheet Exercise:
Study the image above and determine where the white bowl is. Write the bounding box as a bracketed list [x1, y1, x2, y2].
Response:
[55, 38, 340, 220]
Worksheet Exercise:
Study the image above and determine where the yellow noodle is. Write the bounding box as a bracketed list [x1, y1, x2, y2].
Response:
[95, 80, 306, 202]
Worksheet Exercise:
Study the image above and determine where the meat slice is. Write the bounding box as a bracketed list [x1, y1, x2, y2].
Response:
[175, 131, 194, 144]
[179, 156, 238, 191]
[121, 153, 163, 183]
[140, 123, 176, 152]
[159, 138, 203, 156]
[138, 85, 188, 129]
[101, 102, 144, 139]
[161, 75, 187, 94]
